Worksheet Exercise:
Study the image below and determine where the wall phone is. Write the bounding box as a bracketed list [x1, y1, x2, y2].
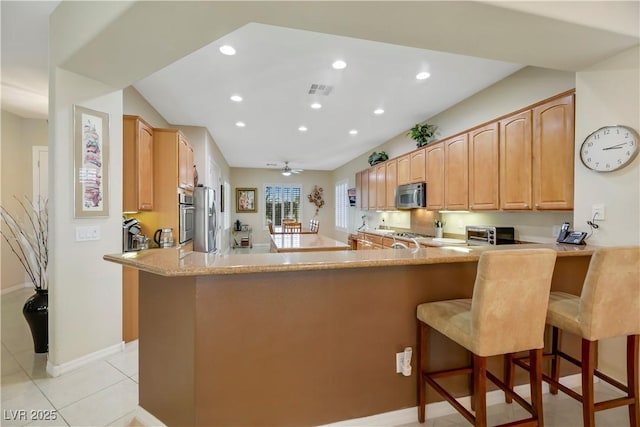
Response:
[556, 222, 587, 245]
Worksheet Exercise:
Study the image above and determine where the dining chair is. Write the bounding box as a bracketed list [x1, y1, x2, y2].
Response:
[309, 219, 319, 233]
[283, 222, 302, 233]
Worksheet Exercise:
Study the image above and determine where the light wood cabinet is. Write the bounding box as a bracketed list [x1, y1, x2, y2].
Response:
[123, 115, 154, 212]
[122, 266, 138, 342]
[368, 167, 377, 209]
[426, 142, 445, 210]
[376, 163, 386, 209]
[361, 168, 369, 209]
[410, 148, 426, 183]
[532, 94, 574, 210]
[500, 110, 533, 210]
[397, 154, 410, 185]
[355, 171, 363, 209]
[179, 134, 195, 191]
[385, 159, 397, 210]
[444, 134, 469, 210]
[468, 123, 499, 210]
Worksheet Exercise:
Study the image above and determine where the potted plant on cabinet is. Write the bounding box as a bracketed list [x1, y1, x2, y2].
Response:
[408, 122, 437, 147]
[0, 196, 48, 353]
[368, 151, 389, 166]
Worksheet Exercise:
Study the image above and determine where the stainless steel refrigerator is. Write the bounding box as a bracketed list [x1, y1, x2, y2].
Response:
[194, 186, 217, 253]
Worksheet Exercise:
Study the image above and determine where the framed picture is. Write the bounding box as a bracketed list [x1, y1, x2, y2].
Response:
[236, 187, 257, 213]
[74, 105, 110, 218]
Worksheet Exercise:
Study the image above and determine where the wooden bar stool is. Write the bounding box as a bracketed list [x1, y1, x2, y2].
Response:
[417, 249, 557, 426]
[507, 246, 640, 427]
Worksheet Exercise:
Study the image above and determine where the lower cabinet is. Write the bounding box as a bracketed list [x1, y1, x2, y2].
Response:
[122, 267, 138, 342]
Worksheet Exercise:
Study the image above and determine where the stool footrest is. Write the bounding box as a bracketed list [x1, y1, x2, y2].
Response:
[424, 372, 475, 425]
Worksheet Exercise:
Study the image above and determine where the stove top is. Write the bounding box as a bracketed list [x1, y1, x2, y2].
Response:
[391, 232, 432, 238]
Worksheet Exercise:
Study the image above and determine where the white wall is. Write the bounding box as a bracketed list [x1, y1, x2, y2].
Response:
[574, 45, 640, 381]
[230, 168, 334, 245]
[48, 67, 123, 368]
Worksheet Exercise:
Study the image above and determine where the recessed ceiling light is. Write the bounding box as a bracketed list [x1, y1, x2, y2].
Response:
[235, 121, 246, 127]
[311, 103, 322, 109]
[373, 108, 385, 115]
[298, 126, 308, 132]
[219, 45, 236, 55]
[230, 95, 243, 102]
[349, 129, 358, 135]
[416, 71, 431, 80]
[332, 60, 347, 70]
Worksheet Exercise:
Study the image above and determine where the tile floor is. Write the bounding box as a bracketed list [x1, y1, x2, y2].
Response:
[2, 287, 634, 427]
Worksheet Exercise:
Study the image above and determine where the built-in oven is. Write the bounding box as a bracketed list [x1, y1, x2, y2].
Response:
[179, 193, 195, 244]
[466, 226, 515, 246]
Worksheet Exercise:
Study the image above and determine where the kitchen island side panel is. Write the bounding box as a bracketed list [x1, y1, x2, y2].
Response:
[138, 272, 196, 427]
[136, 255, 590, 426]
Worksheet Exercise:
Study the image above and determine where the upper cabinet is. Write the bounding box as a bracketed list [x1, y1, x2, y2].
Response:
[178, 134, 195, 191]
[355, 171, 363, 209]
[425, 143, 445, 210]
[468, 123, 499, 210]
[397, 154, 410, 185]
[500, 110, 533, 210]
[444, 134, 468, 210]
[385, 159, 397, 210]
[409, 148, 426, 183]
[123, 115, 154, 212]
[368, 167, 377, 209]
[376, 163, 386, 209]
[532, 94, 575, 210]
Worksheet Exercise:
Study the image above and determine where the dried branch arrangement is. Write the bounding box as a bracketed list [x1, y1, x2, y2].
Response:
[0, 196, 48, 290]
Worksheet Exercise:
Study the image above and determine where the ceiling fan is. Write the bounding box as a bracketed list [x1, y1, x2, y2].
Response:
[281, 161, 303, 176]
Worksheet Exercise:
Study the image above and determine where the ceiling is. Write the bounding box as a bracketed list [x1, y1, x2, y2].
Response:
[133, 23, 522, 171]
[2, 1, 639, 172]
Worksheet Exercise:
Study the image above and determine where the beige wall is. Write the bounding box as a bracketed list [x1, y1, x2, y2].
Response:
[230, 168, 334, 245]
[123, 86, 170, 128]
[574, 45, 640, 382]
[333, 67, 575, 242]
[1, 111, 49, 291]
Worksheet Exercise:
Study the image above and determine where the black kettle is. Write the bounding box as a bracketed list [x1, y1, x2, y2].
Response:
[234, 220, 242, 231]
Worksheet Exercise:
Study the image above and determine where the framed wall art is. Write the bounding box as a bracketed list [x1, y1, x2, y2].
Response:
[236, 187, 257, 213]
[74, 105, 110, 218]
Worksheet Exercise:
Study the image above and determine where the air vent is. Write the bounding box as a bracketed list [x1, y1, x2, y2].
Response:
[308, 84, 333, 96]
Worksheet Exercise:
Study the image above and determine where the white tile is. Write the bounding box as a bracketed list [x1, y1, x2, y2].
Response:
[0, 379, 57, 426]
[58, 379, 138, 427]
[13, 349, 49, 380]
[1, 370, 39, 402]
[2, 345, 23, 377]
[106, 410, 144, 427]
[106, 348, 138, 377]
[34, 361, 127, 409]
[130, 374, 139, 384]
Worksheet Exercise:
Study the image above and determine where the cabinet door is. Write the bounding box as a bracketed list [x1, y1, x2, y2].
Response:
[468, 123, 499, 210]
[178, 134, 194, 191]
[444, 134, 469, 210]
[500, 110, 532, 210]
[426, 142, 445, 210]
[361, 169, 369, 209]
[410, 148, 426, 183]
[397, 154, 410, 185]
[385, 159, 397, 210]
[368, 167, 377, 210]
[533, 94, 574, 210]
[355, 171, 362, 209]
[137, 120, 154, 210]
[376, 163, 386, 209]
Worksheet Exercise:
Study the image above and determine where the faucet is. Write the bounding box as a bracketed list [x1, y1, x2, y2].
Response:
[390, 236, 421, 252]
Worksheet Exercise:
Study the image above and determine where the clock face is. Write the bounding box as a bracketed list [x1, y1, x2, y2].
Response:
[580, 125, 639, 172]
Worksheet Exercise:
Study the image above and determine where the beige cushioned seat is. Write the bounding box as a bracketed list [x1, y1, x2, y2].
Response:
[416, 248, 557, 426]
[417, 248, 557, 357]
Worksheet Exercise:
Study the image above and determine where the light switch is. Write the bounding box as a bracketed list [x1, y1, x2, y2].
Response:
[75, 225, 101, 241]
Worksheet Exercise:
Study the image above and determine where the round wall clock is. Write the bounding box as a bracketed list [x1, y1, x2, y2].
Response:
[580, 125, 639, 172]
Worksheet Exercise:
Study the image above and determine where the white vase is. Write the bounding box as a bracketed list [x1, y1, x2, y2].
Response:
[435, 228, 443, 238]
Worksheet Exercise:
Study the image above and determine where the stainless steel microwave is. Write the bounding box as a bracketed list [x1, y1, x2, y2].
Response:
[466, 226, 515, 246]
[395, 182, 426, 209]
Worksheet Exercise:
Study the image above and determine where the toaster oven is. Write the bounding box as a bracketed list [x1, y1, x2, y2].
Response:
[466, 226, 515, 246]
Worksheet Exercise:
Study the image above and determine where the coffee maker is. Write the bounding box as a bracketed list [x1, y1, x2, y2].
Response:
[123, 218, 141, 252]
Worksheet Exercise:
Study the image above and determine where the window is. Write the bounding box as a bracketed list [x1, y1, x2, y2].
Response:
[335, 179, 348, 231]
[223, 181, 230, 230]
[264, 184, 302, 227]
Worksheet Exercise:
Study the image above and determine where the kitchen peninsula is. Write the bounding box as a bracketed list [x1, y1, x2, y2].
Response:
[104, 244, 593, 426]
[269, 232, 351, 253]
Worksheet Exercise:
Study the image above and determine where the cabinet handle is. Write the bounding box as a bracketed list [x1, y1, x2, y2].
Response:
[524, 203, 529, 208]
[535, 204, 539, 208]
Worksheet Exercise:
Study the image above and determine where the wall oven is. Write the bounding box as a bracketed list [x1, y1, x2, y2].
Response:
[466, 226, 515, 246]
[179, 193, 195, 244]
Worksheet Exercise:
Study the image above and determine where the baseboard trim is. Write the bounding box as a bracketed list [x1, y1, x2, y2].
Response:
[321, 373, 583, 426]
[133, 405, 167, 427]
[46, 341, 125, 377]
[1, 282, 31, 295]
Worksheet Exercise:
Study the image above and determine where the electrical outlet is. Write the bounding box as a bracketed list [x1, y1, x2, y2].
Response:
[396, 352, 404, 373]
[592, 204, 605, 221]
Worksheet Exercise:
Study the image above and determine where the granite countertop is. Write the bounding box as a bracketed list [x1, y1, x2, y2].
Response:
[104, 243, 594, 277]
[270, 233, 351, 252]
